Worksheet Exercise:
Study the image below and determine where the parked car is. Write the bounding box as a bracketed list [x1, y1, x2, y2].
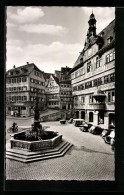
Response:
[80, 123, 89, 132]
[73, 119, 85, 127]
[89, 125, 103, 135]
[103, 129, 115, 144]
[60, 119, 66, 124]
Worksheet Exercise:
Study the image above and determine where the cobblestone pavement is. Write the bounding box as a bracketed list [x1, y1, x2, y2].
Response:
[6, 120, 114, 180]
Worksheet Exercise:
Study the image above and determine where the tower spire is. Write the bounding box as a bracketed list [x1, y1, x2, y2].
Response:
[87, 12, 97, 38]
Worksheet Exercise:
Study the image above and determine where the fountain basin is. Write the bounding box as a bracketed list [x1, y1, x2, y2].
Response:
[10, 130, 62, 152]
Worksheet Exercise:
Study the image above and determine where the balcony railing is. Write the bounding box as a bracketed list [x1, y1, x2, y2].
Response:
[89, 103, 105, 110]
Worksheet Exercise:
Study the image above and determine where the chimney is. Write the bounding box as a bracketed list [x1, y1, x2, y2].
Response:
[13, 65, 15, 69]
[27, 62, 29, 65]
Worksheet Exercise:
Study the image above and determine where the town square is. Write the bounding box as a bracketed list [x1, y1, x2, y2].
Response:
[6, 6, 115, 182]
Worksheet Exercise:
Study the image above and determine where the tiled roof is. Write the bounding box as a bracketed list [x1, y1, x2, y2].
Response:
[43, 72, 54, 80]
[6, 63, 43, 78]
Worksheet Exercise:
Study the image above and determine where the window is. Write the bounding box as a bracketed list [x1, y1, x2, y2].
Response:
[75, 71, 78, 78]
[35, 80, 38, 84]
[22, 86, 27, 91]
[81, 95, 85, 104]
[18, 96, 21, 101]
[106, 51, 115, 63]
[80, 58, 83, 63]
[34, 71, 37, 76]
[104, 75, 109, 84]
[89, 112, 93, 122]
[73, 86, 78, 91]
[22, 77, 27, 82]
[8, 79, 11, 83]
[87, 61, 91, 73]
[79, 67, 85, 75]
[14, 87, 16, 91]
[89, 95, 94, 104]
[110, 73, 115, 82]
[108, 91, 115, 103]
[112, 91, 115, 102]
[10, 71, 13, 75]
[85, 81, 92, 89]
[12, 78, 16, 83]
[96, 57, 102, 68]
[9, 96, 11, 101]
[98, 111, 104, 124]
[110, 53, 113, 61]
[17, 77, 21, 83]
[30, 87, 33, 92]
[97, 78, 102, 86]
[75, 96, 78, 101]
[100, 32, 104, 37]
[107, 36, 113, 44]
[113, 51, 115, 60]
[30, 78, 34, 83]
[23, 96, 27, 101]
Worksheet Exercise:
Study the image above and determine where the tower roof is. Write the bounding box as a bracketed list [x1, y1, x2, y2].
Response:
[90, 12, 95, 19]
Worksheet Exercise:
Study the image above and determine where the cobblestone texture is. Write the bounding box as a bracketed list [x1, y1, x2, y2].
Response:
[6, 120, 114, 180]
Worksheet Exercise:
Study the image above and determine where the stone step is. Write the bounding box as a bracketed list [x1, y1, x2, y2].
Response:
[6, 142, 70, 160]
[6, 143, 73, 163]
[6, 141, 67, 156]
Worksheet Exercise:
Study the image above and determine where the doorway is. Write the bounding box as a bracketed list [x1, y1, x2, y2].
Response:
[81, 111, 85, 119]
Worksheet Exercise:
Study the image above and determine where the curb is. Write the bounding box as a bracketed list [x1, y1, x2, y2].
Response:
[6, 116, 34, 120]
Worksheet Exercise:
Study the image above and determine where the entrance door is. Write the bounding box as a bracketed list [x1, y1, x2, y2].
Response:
[81, 111, 85, 119]
[18, 107, 21, 116]
[75, 111, 79, 118]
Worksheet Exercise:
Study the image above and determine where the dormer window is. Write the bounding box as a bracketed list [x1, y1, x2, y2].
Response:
[100, 32, 104, 37]
[15, 70, 20, 74]
[80, 58, 83, 63]
[107, 36, 113, 44]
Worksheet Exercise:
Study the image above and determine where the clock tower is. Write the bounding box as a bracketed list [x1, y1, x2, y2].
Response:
[87, 12, 97, 38]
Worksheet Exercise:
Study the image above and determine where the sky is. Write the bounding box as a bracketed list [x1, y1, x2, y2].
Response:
[6, 6, 115, 73]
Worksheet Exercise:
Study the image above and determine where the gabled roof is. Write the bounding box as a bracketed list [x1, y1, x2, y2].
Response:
[52, 75, 59, 85]
[6, 63, 43, 78]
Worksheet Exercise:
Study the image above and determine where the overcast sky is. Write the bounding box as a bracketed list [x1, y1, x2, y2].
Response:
[6, 6, 115, 73]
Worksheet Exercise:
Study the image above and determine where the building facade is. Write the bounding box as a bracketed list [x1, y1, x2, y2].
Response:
[6, 63, 46, 117]
[59, 67, 73, 110]
[70, 13, 115, 129]
[45, 67, 73, 111]
[45, 74, 60, 109]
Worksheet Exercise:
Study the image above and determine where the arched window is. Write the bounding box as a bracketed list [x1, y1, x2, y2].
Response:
[89, 112, 93, 122]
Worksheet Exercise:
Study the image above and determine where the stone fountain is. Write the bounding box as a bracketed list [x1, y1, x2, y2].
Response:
[6, 93, 72, 163]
